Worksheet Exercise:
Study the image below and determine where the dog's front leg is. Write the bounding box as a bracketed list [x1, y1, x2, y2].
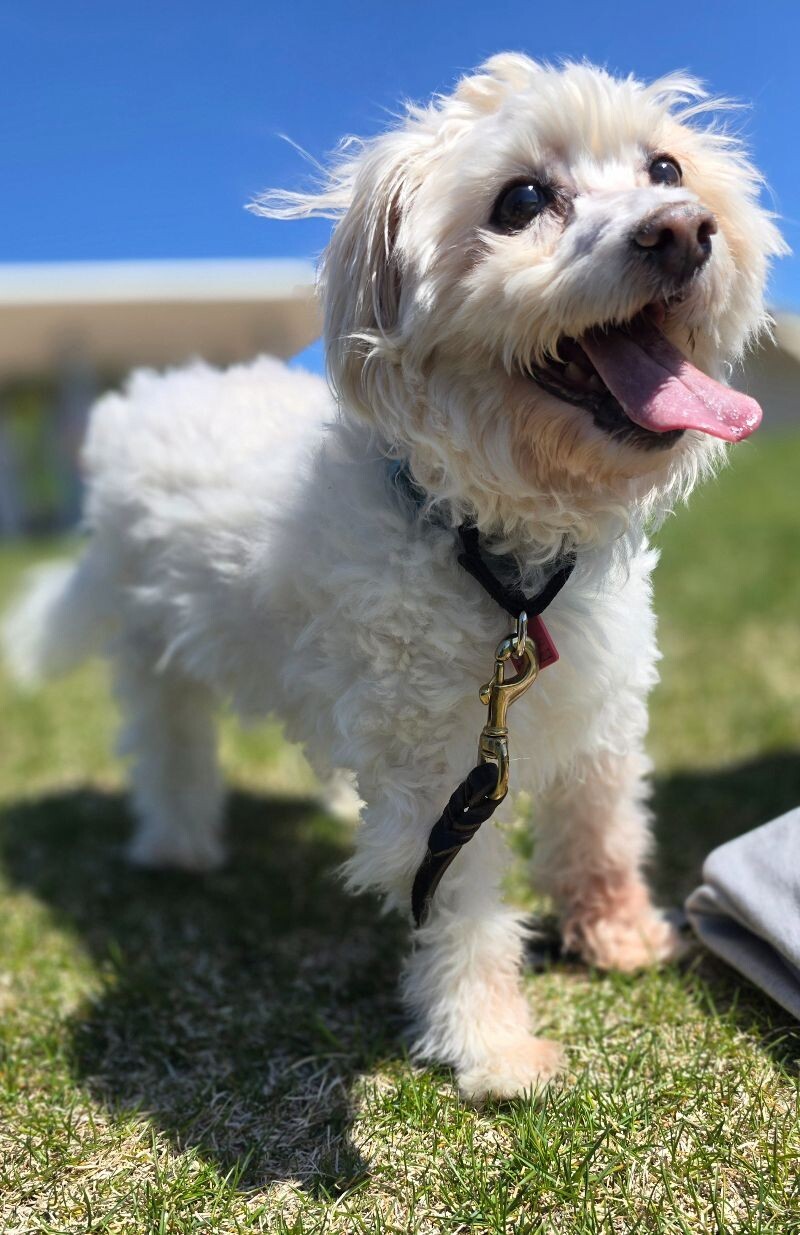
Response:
[341, 679, 562, 1102]
[534, 749, 682, 970]
[400, 818, 563, 1102]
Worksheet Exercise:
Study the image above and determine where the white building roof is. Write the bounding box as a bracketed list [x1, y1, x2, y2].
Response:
[0, 259, 320, 378]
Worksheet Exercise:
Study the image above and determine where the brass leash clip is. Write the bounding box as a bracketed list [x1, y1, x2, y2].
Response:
[478, 611, 539, 801]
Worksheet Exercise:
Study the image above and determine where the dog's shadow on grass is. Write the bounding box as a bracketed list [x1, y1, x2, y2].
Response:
[2, 748, 800, 1191]
[1, 788, 406, 1193]
[651, 748, 800, 902]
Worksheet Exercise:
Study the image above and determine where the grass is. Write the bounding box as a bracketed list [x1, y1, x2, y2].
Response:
[1, 433, 800, 1234]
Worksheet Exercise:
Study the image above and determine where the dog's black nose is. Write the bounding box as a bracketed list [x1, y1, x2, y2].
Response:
[633, 204, 717, 281]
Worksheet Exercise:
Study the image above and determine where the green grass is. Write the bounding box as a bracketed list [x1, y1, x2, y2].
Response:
[1, 435, 800, 1234]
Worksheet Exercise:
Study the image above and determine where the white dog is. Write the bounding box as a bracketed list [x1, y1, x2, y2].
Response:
[3, 56, 783, 1100]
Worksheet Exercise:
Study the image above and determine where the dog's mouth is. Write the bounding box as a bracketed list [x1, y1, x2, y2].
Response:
[529, 308, 763, 449]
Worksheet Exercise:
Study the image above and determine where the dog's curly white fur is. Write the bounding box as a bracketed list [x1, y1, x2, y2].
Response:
[3, 56, 784, 1101]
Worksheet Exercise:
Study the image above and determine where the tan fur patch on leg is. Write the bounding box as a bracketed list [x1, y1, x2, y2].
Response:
[561, 875, 684, 971]
[535, 751, 683, 972]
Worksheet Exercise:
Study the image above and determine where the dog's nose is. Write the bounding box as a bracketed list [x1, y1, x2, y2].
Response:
[633, 204, 717, 281]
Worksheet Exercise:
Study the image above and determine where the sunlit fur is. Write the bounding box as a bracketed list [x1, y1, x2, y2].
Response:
[3, 56, 784, 1101]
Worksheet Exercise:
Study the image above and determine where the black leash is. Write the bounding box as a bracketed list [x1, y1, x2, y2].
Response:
[390, 461, 576, 926]
[411, 763, 500, 927]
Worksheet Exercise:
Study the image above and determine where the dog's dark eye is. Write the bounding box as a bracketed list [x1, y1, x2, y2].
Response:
[490, 181, 549, 232]
[649, 156, 682, 187]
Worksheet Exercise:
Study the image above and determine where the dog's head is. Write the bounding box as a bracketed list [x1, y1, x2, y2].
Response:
[260, 56, 784, 549]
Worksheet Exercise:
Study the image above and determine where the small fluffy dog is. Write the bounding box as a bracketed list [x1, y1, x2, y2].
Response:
[4, 56, 784, 1100]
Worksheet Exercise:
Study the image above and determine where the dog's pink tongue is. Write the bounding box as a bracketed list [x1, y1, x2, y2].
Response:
[580, 318, 762, 441]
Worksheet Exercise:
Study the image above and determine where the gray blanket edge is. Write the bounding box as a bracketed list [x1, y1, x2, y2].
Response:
[684, 805, 800, 1021]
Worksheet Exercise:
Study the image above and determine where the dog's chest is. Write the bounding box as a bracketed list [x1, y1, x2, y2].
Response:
[273, 446, 659, 784]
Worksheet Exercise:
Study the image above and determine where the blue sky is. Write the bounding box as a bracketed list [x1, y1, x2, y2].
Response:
[2, 0, 798, 372]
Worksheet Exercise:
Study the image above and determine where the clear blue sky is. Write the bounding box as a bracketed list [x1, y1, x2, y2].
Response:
[2, 0, 798, 319]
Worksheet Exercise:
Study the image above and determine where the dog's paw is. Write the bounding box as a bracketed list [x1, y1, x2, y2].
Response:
[566, 909, 685, 972]
[457, 1035, 565, 1103]
[126, 833, 226, 873]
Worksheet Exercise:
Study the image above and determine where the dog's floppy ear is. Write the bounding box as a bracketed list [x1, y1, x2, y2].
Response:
[254, 128, 427, 415]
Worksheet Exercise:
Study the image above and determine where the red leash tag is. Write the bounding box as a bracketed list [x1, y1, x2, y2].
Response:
[529, 614, 559, 670]
[510, 615, 559, 674]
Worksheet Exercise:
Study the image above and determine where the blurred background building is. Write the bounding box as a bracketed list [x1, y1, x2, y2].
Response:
[0, 258, 794, 536]
[0, 259, 319, 534]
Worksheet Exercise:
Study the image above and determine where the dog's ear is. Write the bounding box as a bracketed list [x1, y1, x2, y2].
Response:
[253, 129, 427, 416]
[321, 132, 421, 413]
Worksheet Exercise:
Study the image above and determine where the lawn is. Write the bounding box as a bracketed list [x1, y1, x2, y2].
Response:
[1, 433, 799, 1235]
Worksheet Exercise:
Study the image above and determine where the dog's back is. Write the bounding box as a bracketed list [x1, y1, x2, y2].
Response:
[2, 355, 333, 689]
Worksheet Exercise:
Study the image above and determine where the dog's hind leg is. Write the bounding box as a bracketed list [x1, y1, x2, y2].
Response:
[113, 644, 225, 872]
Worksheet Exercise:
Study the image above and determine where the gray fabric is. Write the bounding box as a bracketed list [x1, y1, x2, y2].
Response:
[685, 806, 800, 1020]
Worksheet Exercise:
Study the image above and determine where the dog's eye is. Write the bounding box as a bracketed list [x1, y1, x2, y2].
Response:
[649, 156, 682, 187]
[490, 181, 549, 232]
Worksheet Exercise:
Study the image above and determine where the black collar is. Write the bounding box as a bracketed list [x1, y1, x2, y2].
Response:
[387, 458, 576, 623]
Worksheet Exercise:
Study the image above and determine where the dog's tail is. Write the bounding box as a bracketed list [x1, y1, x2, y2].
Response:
[1, 551, 112, 688]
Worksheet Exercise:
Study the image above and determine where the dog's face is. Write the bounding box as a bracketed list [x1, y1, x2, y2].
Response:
[265, 56, 784, 542]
